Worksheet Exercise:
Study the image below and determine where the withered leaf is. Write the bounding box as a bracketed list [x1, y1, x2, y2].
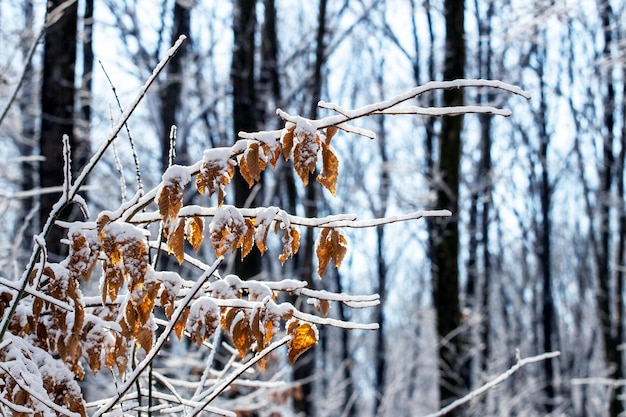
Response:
[316, 138, 339, 196]
[239, 142, 264, 188]
[168, 218, 186, 264]
[280, 125, 295, 160]
[186, 216, 204, 252]
[279, 224, 300, 265]
[293, 128, 321, 186]
[196, 156, 235, 206]
[287, 321, 318, 365]
[315, 228, 348, 278]
[157, 181, 185, 231]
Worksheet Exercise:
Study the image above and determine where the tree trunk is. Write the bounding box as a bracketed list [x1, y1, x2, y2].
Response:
[232, 0, 262, 279]
[77, 0, 93, 172]
[159, 0, 190, 171]
[19, 0, 37, 252]
[39, 0, 78, 259]
[293, 1, 328, 415]
[431, 0, 466, 411]
[596, 2, 623, 415]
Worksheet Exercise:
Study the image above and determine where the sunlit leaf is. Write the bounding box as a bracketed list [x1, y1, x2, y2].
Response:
[287, 321, 318, 365]
[315, 228, 348, 278]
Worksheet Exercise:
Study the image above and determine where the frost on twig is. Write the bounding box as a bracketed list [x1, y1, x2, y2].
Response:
[0, 69, 530, 416]
[420, 351, 561, 417]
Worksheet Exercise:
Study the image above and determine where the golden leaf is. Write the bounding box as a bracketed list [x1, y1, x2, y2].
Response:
[68, 231, 99, 282]
[136, 325, 154, 352]
[97, 214, 111, 241]
[293, 129, 321, 186]
[186, 297, 219, 348]
[279, 225, 300, 265]
[210, 207, 249, 257]
[231, 311, 252, 358]
[168, 218, 186, 264]
[157, 181, 185, 230]
[317, 299, 331, 318]
[239, 142, 266, 188]
[281, 125, 295, 160]
[325, 125, 338, 141]
[102, 259, 124, 304]
[174, 306, 191, 340]
[186, 216, 204, 252]
[267, 142, 281, 167]
[315, 228, 348, 278]
[287, 321, 318, 365]
[196, 156, 235, 206]
[241, 218, 256, 259]
[316, 139, 339, 195]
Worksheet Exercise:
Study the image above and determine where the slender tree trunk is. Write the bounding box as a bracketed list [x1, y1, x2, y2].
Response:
[77, 0, 93, 172]
[596, 2, 623, 415]
[431, 0, 466, 411]
[19, 0, 37, 250]
[232, 0, 262, 279]
[537, 52, 555, 412]
[159, 0, 190, 171]
[39, 0, 78, 259]
[293, 2, 328, 415]
[373, 110, 389, 415]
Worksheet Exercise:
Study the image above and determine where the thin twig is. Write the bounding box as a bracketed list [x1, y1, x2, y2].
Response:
[0, 15, 46, 128]
[418, 351, 561, 417]
[186, 335, 292, 417]
[0, 35, 187, 341]
[99, 60, 144, 192]
[92, 256, 222, 417]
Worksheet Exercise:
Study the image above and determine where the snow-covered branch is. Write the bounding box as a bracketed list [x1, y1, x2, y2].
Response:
[419, 351, 561, 417]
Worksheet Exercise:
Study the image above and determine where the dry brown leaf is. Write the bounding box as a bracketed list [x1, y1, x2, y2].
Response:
[239, 142, 264, 187]
[97, 214, 111, 241]
[293, 128, 321, 185]
[186, 216, 204, 252]
[231, 311, 253, 358]
[279, 225, 300, 265]
[241, 218, 256, 259]
[174, 306, 191, 340]
[168, 218, 186, 264]
[281, 125, 295, 160]
[210, 207, 249, 257]
[317, 300, 331, 318]
[187, 298, 220, 347]
[315, 228, 348, 278]
[267, 142, 281, 167]
[157, 182, 185, 230]
[287, 321, 318, 365]
[136, 325, 154, 352]
[196, 156, 235, 206]
[316, 137, 339, 196]
[67, 231, 99, 282]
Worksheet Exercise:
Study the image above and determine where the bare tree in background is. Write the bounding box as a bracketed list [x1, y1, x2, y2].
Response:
[39, 0, 80, 259]
[430, 0, 467, 412]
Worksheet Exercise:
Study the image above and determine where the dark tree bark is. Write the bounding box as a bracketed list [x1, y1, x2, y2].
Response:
[536, 38, 556, 413]
[232, 0, 262, 279]
[431, 0, 466, 411]
[159, 0, 190, 171]
[596, 1, 623, 415]
[293, 1, 328, 415]
[18, 0, 37, 250]
[76, 0, 93, 171]
[39, 0, 79, 259]
[466, 0, 495, 394]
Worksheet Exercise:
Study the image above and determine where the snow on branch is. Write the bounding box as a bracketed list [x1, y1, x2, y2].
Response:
[419, 351, 561, 417]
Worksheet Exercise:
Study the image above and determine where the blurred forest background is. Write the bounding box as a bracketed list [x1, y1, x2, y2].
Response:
[1, 0, 626, 416]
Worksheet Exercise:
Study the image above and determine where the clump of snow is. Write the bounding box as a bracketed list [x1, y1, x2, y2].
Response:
[161, 164, 192, 186]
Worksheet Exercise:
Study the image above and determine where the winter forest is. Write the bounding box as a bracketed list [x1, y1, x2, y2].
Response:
[0, 0, 625, 415]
